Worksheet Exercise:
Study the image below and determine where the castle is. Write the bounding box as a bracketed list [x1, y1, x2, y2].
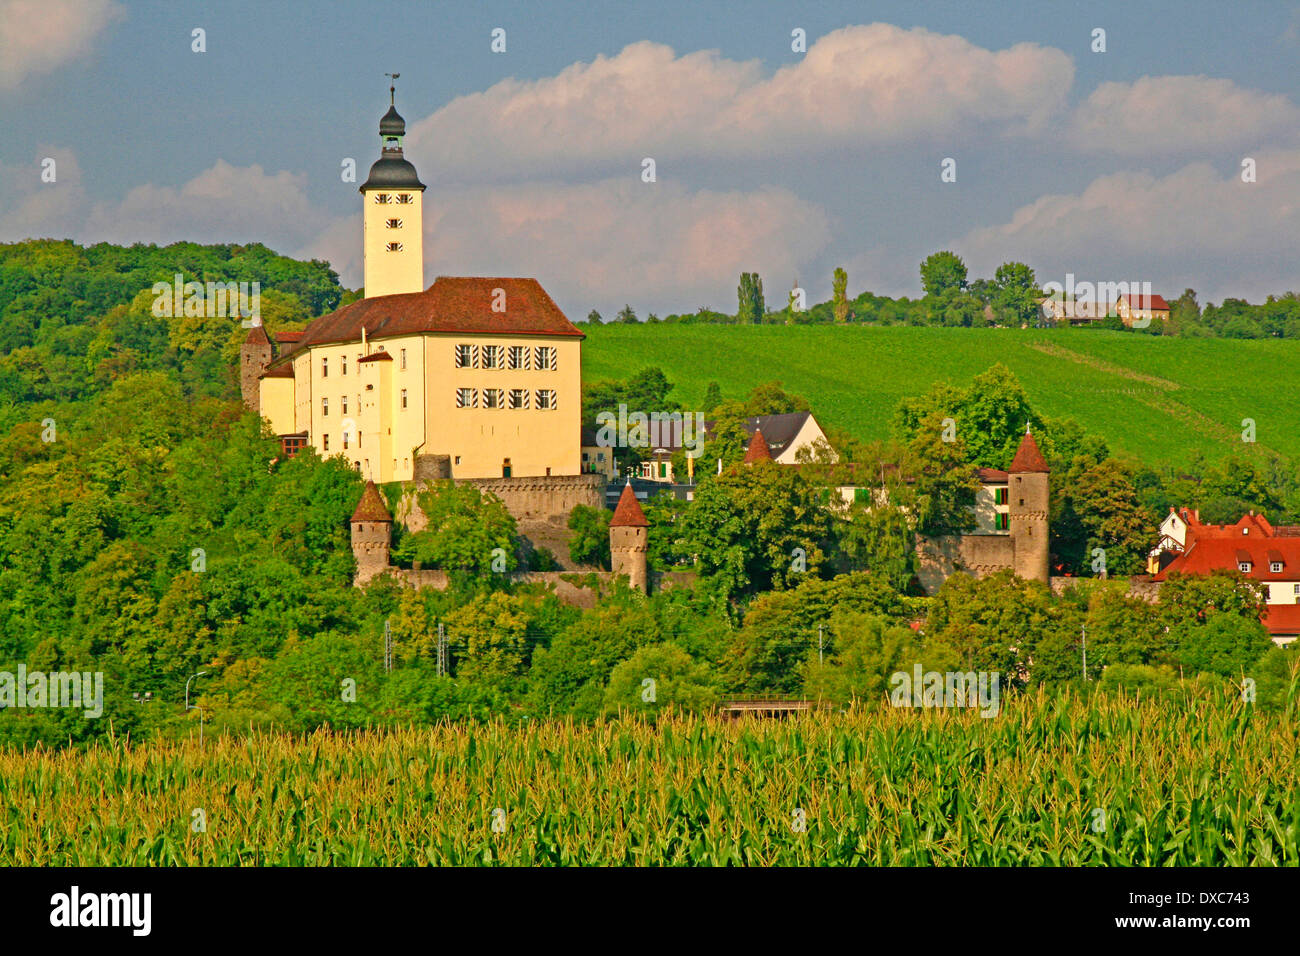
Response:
[241, 85, 582, 484]
[915, 429, 1051, 593]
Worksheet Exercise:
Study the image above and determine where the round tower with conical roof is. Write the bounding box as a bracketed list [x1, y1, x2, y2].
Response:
[360, 80, 426, 298]
[1007, 428, 1050, 584]
[351, 480, 393, 585]
[609, 481, 649, 593]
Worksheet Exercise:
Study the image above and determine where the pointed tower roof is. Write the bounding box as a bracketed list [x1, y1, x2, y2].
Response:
[351, 481, 392, 522]
[1009, 429, 1050, 473]
[743, 429, 773, 464]
[243, 322, 271, 347]
[610, 482, 649, 527]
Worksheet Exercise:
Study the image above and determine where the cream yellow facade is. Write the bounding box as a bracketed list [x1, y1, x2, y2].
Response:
[362, 189, 423, 298]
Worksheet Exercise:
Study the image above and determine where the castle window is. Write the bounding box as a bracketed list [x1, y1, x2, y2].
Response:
[341, 355, 347, 375]
[455, 344, 476, 368]
[396, 193, 413, 204]
[535, 389, 556, 410]
[481, 345, 502, 369]
[341, 396, 348, 414]
[502, 458, 512, 478]
[508, 345, 529, 370]
[401, 389, 408, 409]
[1019, 498, 1024, 507]
[386, 218, 402, 229]
[483, 388, 503, 409]
[456, 388, 477, 408]
[321, 397, 328, 416]
[508, 388, 529, 409]
[995, 513, 1010, 531]
[321, 357, 328, 377]
[400, 348, 406, 369]
[386, 242, 403, 252]
[534, 346, 556, 370]
[342, 432, 349, 450]
[374, 193, 391, 204]
[994, 488, 1008, 505]
[323, 434, 330, 451]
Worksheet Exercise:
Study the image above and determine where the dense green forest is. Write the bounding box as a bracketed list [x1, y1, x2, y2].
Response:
[0, 239, 1295, 748]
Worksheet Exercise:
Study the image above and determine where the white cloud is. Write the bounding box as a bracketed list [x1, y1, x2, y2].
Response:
[0, 0, 122, 91]
[1068, 76, 1300, 154]
[406, 25, 1074, 182]
[304, 179, 831, 314]
[0, 147, 87, 239]
[951, 148, 1300, 303]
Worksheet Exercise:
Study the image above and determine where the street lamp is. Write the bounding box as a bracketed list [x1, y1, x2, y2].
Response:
[185, 671, 208, 746]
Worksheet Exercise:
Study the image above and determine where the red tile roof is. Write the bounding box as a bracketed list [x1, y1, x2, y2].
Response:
[1264, 603, 1300, 636]
[357, 351, 392, 363]
[977, 467, 1009, 483]
[244, 323, 271, 347]
[610, 482, 649, 527]
[1009, 431, 1049, 473]
[275, 330, 304, 342]
[270, 276, 582, 366]
[1154, 536, 1300, 581]
[743, 429, 774, 463]
[1121, 293, 1170, 311]
[351, 481, 392, 523]
[260, 363, 293, 379]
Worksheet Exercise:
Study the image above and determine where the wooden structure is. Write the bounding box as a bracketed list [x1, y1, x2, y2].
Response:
[719, 696, 817, 718]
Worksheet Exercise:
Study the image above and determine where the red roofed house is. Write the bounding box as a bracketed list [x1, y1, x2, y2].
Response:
[1116, 293, 1170, 328]
[1153, 509, 1300, 645]
[244, 92, 582, 483]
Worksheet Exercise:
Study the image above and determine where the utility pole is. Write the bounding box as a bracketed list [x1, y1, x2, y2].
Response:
[437, 622, 448, 678]
[817, 624, 824, 666]
[185, 671, 208, 746]
[383, 618, 393, 674]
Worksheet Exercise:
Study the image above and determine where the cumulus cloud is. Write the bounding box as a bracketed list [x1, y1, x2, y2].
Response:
[0, 147, 87, 239]
[1068, 76, 1300, 154]
[0, 0, 122, 90]
[952, 149, 1300, 303]
[406, 25, 1074, 182]
[304, 179, 831, 314]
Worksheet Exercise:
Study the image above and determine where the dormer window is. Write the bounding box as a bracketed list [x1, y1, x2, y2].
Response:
[1271, 562, 1284, 573]
[1239, 562, 1252, 573]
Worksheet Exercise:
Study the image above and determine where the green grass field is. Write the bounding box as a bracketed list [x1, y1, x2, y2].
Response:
[3, 694, 1296, 865]
[582, 325, 1300, 467]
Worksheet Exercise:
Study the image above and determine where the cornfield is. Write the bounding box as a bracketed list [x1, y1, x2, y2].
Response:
[1, 690, 1296, 865]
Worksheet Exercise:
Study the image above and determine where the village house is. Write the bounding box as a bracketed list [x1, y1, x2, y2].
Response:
[1151, 508, 1300, 645]
[1115, 293, 1171, 327]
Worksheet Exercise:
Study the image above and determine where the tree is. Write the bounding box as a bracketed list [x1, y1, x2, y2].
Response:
[993, 261, 1041, 325]
[832, 267, 848, 324]
[926, 569, 1056, 679]
[390, 482, 518, 574]
[737, 272, 765, 324]
[567, 504, 611, 568]
[603, 644, 719, 716]
[586, 309, 603, 324]
[700, 381, 722, 414]
[616, 304, 638, 323]
[919, 251, 968, 297]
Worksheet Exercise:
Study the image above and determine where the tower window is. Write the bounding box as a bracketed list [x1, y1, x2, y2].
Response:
[508, 345, 529, 370]
[400, 348, 406, 369]
[396, 193, 413, 204]
[321, 357, 328, 377]
[401, 389, 408, 409]
[386, 242, 403, 252]
[321, 397, 329, 416]
[374, 193, 391, 204]
[386, 218, 402, 229]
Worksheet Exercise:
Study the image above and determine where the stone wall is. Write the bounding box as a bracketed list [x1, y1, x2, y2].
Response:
[396, 473, 605, 532]
[369, 567, 697, 608]
[915, 533, 1016, 594]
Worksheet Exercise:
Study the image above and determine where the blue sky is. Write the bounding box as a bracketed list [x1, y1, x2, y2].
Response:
[3, 0, 1299, 317]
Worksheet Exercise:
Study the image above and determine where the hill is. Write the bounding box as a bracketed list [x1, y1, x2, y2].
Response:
[581, 324, 1300, 467]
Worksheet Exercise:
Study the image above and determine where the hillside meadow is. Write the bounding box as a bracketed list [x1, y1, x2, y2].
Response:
[2, 692, 1295, 866]
[581, 325, 1300, 467]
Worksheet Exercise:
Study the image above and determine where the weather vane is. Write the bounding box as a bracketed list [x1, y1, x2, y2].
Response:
[385, 72, 400, 105]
